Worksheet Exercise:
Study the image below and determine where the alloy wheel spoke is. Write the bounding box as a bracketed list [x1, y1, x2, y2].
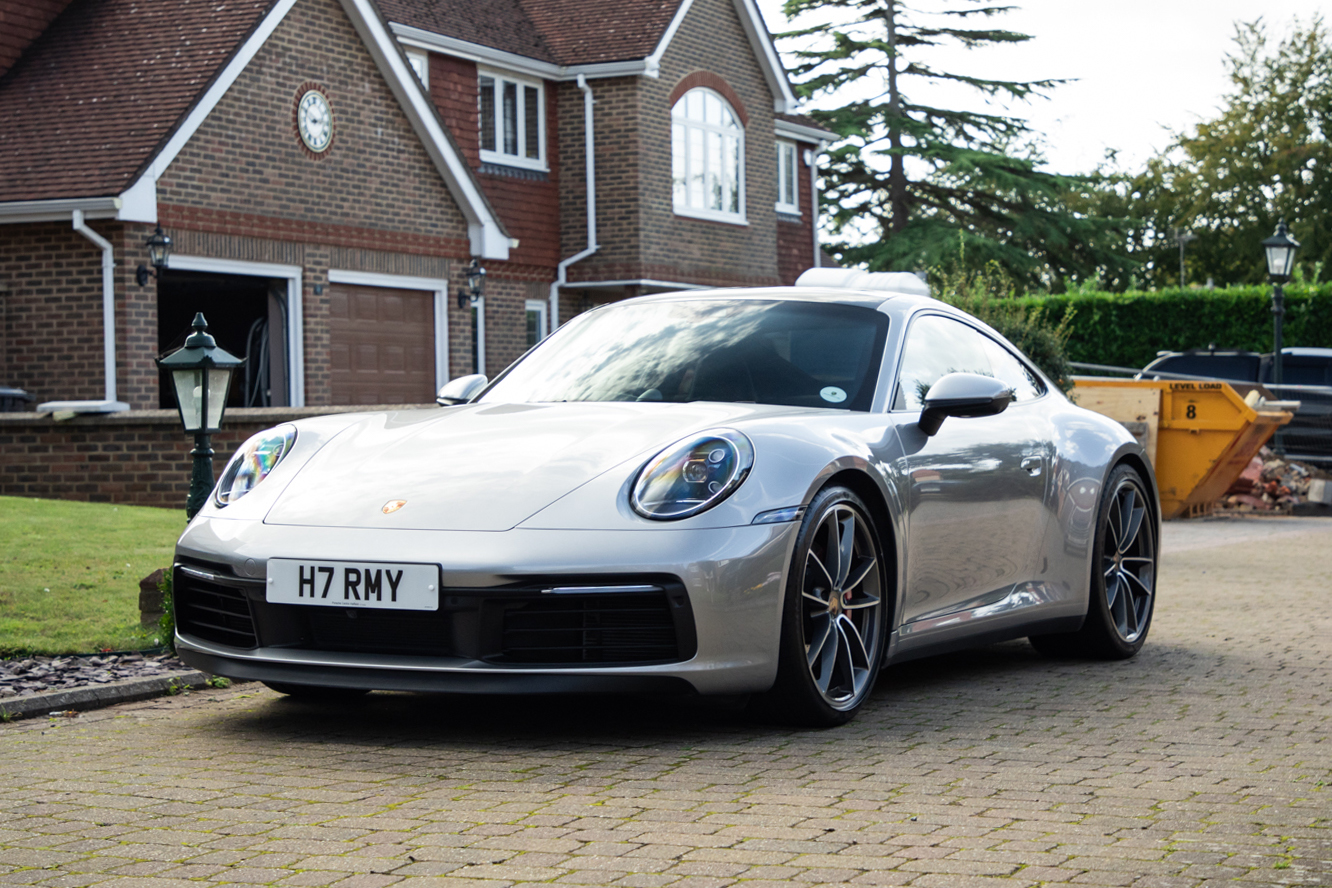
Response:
[1105, 571, 1121, 611]
[1121, 577, 1140, 636]
[806, 614, 833, 667]
[815, 626, 838, 693]
[1106, 494, 1123, 551]
[1120, 504, 1145, 555]
[835, 510, 856, 589]
[830, 623, 856, 697]
[1117, 488, 1138, 552]
[807, 550, 835, 594]
[821, 513, 843, 590]
[843, 591, 881, 611]
[843, 555, 877, 593]
[837, 613, 871, 670]
[1123, 567, 1154, 601]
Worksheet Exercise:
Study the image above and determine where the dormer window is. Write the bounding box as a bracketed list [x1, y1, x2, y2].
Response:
[479, 70, 545, 170]
[672, 87, 745, 224]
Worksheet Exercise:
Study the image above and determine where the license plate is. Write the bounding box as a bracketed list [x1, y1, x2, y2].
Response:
[266, 559, 439, 611]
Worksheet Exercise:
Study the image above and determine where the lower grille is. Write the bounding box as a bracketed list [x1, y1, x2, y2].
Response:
[173, 564, 259, 649]
[500, 593, 678, 663]
[307, 609, 452, 656]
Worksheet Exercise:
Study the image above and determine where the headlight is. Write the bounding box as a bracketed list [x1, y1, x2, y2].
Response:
[214, 425, 297, 506]
[631, 429, 754, 520]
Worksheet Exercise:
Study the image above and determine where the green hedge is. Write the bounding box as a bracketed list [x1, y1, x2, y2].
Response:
[1015, 284, 1332, 370]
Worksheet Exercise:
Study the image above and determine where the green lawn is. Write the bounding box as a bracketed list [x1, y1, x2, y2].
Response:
[0, 496, 184, 655]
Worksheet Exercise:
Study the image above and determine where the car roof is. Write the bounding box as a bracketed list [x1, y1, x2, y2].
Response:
[620, 285, 940, 315]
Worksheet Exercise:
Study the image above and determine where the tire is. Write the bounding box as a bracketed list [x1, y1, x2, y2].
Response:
[1030, 464, 1157, 659]
[762, 486, 889, 727]
[262, 682, 370, 701]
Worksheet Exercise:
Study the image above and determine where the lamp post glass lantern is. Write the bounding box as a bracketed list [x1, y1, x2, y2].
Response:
[157, 313, 244, 518]
[1261, 220, 1300, 395]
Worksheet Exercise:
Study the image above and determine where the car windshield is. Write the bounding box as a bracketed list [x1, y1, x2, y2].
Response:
[481, 299, 889, 411]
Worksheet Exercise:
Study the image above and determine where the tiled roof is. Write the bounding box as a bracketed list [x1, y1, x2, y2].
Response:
[0, 0, 271, 202]
[517, 0, 682, 65]
[379, 0, 685, 67]
[377, 0, 556, 63]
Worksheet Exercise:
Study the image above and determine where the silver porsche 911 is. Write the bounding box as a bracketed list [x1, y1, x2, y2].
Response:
[173, 269, 1159, 726]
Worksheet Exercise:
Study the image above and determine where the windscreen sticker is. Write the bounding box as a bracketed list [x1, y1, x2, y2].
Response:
[820, 386, 848, 403]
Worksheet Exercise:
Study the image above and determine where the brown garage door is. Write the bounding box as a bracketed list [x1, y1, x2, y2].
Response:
[329, 284, 435, 404]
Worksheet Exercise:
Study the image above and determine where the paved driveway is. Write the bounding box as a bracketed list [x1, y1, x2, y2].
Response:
[2, 518, 1329, 888]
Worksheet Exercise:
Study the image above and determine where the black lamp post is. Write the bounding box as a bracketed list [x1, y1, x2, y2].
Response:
[157, 314, 244, 519]
[455, 258, 486, 310]
[1261, 219, 1300, 387]
[136, 225, 173, 287]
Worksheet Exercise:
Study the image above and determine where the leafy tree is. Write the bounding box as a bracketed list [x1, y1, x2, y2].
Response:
[1099, 16, 1331, 288]
[779, 0, 1133, 291]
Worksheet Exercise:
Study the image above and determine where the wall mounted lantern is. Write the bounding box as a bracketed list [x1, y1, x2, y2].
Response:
[456, 258, 486, 310]
[136, 224, 173, 286]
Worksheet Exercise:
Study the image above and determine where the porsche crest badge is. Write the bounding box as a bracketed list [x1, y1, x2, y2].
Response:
[382, 499, 407, 514]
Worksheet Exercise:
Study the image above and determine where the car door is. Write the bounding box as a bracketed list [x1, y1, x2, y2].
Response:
[891, 313, 1052, 625]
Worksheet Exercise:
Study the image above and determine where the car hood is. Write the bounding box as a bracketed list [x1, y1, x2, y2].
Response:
[264, 401, 796, 531]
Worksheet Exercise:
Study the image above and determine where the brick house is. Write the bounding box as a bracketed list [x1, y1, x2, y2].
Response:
[0, 0, 832, 415]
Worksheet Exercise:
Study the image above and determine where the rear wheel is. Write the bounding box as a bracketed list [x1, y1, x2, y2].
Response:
[1031, 464, 1156, 659]
[263, 682, 370, 701]
[763, 486, 888, 726]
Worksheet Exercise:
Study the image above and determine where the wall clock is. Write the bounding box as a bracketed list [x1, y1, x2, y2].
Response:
[295, 85, 334, 155]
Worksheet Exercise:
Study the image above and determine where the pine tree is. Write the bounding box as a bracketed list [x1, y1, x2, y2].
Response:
[780, 0, 1132, 290]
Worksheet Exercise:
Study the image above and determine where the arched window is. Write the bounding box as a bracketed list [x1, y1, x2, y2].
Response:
[671, 88, 745, 222]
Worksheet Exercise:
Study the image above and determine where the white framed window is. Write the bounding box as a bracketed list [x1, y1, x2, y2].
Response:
[525, 299, 548, 349]
[479, 70, 545, 170]
[672, 87, 745, 224]
[406, 49, 429, 87]
[776, 139, 799, 214]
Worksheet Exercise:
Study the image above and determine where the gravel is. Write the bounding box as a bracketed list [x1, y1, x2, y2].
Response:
[0, 652, 190, 699]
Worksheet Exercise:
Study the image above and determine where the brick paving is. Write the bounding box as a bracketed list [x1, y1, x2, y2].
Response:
[1, 517, 1328, 887]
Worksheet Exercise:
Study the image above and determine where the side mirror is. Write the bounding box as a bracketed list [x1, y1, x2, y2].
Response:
[436, 374, 488, 406]
[918, 372, 1013, 436]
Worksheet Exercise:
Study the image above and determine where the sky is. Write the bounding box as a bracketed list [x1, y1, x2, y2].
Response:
[755, 0, 1327, 175]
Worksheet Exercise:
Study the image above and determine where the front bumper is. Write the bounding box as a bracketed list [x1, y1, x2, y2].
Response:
[174, 518, 797, 696]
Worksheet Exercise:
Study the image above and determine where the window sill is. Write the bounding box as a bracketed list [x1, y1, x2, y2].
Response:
[776, 208, 803, 222]
[478, 151, 548, 174]
[672, 206, 749, 227]
[479, 162, 550, 182]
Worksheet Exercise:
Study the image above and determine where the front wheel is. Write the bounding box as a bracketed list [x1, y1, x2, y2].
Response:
[1031, 464, 1157, 659]
[762, 486, 888, 727]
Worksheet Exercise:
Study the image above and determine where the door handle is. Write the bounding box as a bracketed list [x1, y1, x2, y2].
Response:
[1020, 456, 1043, 477]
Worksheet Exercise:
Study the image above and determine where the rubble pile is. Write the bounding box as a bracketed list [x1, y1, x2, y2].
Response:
[1219, 446, 1332, 513]
[0, 651, 185, 699]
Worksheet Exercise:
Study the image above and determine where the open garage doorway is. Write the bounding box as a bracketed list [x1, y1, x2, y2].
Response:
[157, 269, 289, 409]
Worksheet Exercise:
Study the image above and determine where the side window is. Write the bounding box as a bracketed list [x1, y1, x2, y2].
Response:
[978, 336, 1045, 401]
[892, 315, 994, 411]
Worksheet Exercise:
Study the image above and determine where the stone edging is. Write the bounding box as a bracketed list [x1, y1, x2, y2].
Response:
[0, 671, 232, 720]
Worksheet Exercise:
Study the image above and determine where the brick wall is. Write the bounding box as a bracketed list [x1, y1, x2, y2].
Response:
[0, 404, 431, 507]
[0, 220, 123, 405]
[641, 0, 782, 288]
